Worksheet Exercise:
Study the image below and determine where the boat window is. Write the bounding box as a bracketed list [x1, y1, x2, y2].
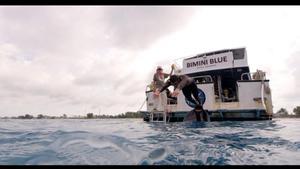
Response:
[185, 48, 246, 61]
[211, 68, 248, 103]
[186, 67, 249, 102]
[232, 48, 245, 60]
[194, 75, 213, 84]
[219, 73, 239, 102]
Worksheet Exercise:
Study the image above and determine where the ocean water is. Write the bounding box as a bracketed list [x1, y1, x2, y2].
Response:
[0, 118, 299, 165]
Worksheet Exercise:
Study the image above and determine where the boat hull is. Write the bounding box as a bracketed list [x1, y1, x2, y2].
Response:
[141, 109, 272, 122]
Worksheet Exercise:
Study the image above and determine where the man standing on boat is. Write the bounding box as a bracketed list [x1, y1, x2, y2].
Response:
[154, 74, 205, 121]
[152, 65, 175, 111]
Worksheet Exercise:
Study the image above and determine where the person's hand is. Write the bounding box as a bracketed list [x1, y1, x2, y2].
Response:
[171, 64, 175, 70]
[171, 89, 180, 97]
[154, 89, 160, 96]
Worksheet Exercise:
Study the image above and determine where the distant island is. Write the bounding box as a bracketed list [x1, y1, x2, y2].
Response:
[1, 106, 300, 119]
[0, 111, 143, 119]
[273, 106, 300, 118]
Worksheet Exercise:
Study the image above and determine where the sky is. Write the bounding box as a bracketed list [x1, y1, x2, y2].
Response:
[0, 6, 299, 117]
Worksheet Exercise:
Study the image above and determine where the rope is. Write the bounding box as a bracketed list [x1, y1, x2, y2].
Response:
[137, 98, 147, 112]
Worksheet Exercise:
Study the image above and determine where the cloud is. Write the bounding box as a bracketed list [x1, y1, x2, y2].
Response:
[283, 51, 300, 102]
[0, 6, 196, 54]
[102, 7, 197, 50]
[0, 6, 197, 116]
[2, 6, 298, 117]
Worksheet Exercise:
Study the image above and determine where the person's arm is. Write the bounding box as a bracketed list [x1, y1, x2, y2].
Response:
[167, 64, 174, 76]
[153, 73, 158, 82]
[154, 80, 170, 96]
[163, 73, 169, 79]
[169, 64, 175, 75]
[163, 65, 175, 79]
[159, 80, 171, 93]
[171, 88, 181, 97]
[153, 73, 159, 89]
[171, 77, 192, 97]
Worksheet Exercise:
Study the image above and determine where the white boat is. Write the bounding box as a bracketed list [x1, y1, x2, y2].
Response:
[141, 48, 273, 122]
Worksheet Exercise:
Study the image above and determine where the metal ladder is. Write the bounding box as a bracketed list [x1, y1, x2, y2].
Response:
[150, 111, 167, 123]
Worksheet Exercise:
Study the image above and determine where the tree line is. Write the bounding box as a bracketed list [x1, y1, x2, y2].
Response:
[86, 112, 143, 119]
[273, 106, 300, 118]
[1, 111, 143, 119]
[2, 106, 300, 119]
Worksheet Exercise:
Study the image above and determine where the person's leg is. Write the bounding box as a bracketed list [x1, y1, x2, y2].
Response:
[190, 82, 203, 106]
[189, 82, 205, 121]
[182, 85, 201, 121]
[182, 87, 197, 105]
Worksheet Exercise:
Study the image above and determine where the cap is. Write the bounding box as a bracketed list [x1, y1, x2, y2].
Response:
[156, 66, 163, 70]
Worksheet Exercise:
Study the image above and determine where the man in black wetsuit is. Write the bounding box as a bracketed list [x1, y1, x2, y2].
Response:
[154, 74, 205, 121]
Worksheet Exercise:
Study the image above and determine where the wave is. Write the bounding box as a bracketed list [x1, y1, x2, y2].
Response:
[0, 119, 299, 165]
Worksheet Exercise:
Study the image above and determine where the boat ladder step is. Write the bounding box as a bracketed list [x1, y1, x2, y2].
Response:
[150, 111, 167, 122]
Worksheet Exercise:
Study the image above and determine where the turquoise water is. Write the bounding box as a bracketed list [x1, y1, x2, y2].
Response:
[0, 118, 299, 165]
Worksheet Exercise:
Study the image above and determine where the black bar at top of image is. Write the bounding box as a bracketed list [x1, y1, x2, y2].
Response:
[0, 0, 299, 5]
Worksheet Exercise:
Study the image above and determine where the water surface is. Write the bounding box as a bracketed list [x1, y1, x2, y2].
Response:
[0, 118, 299, 165]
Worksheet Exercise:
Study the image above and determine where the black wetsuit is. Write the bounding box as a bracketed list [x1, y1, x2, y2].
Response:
[159, 75, 203, 107]
[160, 75, 204, 121]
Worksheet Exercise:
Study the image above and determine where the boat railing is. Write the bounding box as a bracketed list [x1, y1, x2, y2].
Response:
[145, 83, 154, 93]
[193, 75, 213, 84]
[241, 70, 266, 81]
